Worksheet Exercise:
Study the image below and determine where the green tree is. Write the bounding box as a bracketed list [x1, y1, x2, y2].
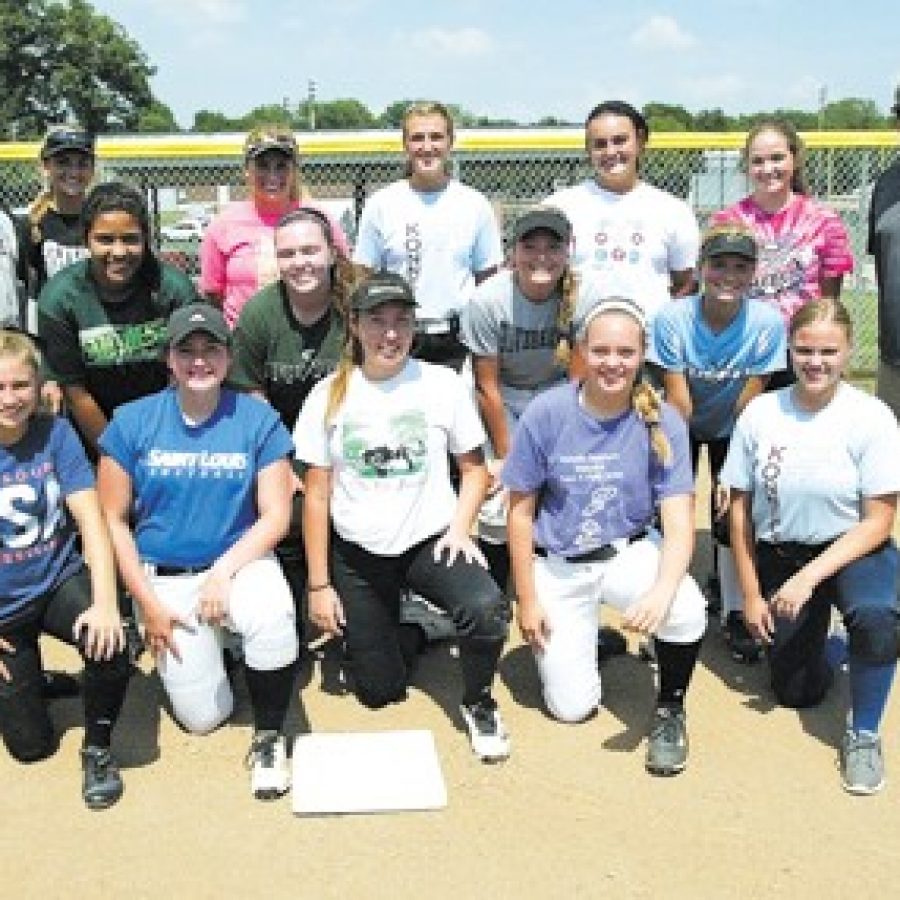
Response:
[137, 100, 179, 133]
[821, 98, 885, 130]
[239, 104, 293, 130]
[0, 0, 157, 138]
[693, 108, 731, 132]
[192, 110, 240, 133]
[643, 102, 693, 132]
[313, 99, 375, 130]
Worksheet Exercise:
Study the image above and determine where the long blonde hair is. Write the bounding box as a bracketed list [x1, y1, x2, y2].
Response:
[324, 316, 364, 424]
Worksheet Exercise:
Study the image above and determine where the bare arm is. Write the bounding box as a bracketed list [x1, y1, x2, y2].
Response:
[770, 495, 897, 622]
[508, 489, 551, 649]
[472, 355, 510, 459]
[98, 456, 188, 659]
[302, 464, 344, 636]
[734, 375, 767, 418]
[432, 449, 490, 568]
[623, 493, 695, 635]
[66, 488, 124, 659]
[662, 370, 692, 422]
[65, 385, 108, 455]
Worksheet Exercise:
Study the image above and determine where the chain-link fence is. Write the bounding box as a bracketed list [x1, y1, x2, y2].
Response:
[2, 130, 897, 372]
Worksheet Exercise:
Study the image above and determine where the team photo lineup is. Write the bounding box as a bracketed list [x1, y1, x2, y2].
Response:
[4, 91, 900, 814]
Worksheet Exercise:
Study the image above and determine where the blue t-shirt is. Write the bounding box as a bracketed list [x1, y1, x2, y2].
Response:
[502, 381, 693, 556]
[1, 415, 93, 624]
[99, 387, 293, 568]
[649, 294, 786, 440]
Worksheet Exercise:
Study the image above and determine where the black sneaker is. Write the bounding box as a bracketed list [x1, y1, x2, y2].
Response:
[723, 611, 762, 663]
[597, 626, 627, 664]
[42, 670, 81, 700]
[81, 746, 124, 810]
[645, 705, 688, 776]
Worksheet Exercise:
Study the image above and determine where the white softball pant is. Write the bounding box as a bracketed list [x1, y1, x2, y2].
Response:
[532, 531, 707, 723]
[149, 556, 298, 734]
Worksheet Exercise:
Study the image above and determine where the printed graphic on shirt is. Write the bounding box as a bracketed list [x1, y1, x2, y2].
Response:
[590, 218, 646, 270]
[265, 351, 332, 385]
[43, 241, 90, 281]
[404, 222, 423, 288]
[79, 319, 168, 366]
[497, 323, 560, 353]
[343, 410, 428, 480]
[750, 239, 812, 301]
[560, 451, 627, 549]
[146, 447, 249, 480]
[0, 466, 64, 563]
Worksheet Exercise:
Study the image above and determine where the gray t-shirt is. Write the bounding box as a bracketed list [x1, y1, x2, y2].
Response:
[460, 269, 603, 390]
[869, 160, 900, 366]
[720, 383, 900, 544]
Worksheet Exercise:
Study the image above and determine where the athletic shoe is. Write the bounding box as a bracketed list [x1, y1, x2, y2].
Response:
[645, 705, 688, 776]
[248, 731, 290, 801]
[80, 746, 124, 810]
[460, 697, 510, 762]
[399, 591, 458, 643]
[723, 611, 762, 664]
[597, 626, 627, 664]
[840, 730, 885, 795]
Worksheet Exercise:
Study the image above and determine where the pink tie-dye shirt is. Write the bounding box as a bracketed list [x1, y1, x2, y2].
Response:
[711, 194, 854, 325]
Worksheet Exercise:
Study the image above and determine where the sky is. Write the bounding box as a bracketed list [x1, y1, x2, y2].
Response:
[91, 0, 900, 129]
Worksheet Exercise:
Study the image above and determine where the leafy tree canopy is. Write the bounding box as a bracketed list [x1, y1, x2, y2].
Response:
[0, 0, 157, 138]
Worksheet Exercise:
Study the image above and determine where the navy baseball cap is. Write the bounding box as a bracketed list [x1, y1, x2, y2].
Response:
[41, 126, 95, 159]
[166, 304, 230, 346]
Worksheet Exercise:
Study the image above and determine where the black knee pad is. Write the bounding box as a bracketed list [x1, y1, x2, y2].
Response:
[81, 647, 132, 684]
[847, 606, 900, 665]
[771, 663, 832, 709]
[0, 677, 57, 763]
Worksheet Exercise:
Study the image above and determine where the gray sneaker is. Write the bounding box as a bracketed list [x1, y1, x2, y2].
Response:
[841, 730, 884, 795]
[645, 705, 688, 776]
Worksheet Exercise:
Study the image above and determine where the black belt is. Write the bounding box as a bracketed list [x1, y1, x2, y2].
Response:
[154, 564, 211, 576]
[535, 529, 648, 564]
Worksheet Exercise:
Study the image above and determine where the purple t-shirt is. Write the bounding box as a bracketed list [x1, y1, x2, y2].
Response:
[1, 415, 93, 624]
[502, 381, 693, 556]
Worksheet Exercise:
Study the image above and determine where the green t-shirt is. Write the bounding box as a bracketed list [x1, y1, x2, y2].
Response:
[37, 258, 198, 419]
[230, 280, 345, 431]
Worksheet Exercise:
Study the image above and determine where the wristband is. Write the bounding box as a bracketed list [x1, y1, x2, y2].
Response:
[308, 583, 332, 592]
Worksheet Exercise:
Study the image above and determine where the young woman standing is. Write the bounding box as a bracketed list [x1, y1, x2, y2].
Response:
[353, 102, 503, 369]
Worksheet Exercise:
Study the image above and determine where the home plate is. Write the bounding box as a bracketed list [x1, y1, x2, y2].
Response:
[292, 730, 448, 815]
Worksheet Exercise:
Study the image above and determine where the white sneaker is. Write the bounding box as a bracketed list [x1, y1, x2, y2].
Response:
[248, 731, 290, 800]
[460, 698, 510, 762]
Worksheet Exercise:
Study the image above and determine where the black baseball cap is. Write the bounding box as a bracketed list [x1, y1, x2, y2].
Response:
[350, 272, 418, 312]
[166, 304, 230, 346]
[41, 126, 95, 159]
[701, 228, 758, 262]
[513, 207, 572, 243]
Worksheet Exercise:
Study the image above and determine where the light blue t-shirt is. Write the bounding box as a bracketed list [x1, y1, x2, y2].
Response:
[649, 294, 786, 440]
[720, 383, 900, 544]
[99, 387, 293, 567]
[502, 381, 693, 556]
[1, 416, 93, 624]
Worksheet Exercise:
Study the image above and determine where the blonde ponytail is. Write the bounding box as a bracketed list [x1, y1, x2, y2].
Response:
[632, 381, 672, 466]
[554, 266, 578, 367]
[27, 190, 56, 244]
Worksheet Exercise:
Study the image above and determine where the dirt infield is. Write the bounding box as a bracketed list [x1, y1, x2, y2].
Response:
[5, 488, 900, 899]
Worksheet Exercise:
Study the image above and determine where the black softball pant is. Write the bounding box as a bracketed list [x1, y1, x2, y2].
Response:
[330, 531, 509, 709]
[0, 568, 130, 762]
